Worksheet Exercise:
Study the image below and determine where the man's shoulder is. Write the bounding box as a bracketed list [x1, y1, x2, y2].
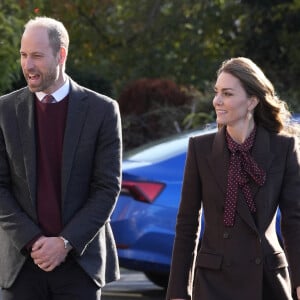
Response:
[0, 87, 29, 102]
[0, 87, 30, 110]
[69, 79, 116, 105]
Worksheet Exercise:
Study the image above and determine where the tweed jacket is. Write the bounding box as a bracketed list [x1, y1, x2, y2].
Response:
[166, 126, 300, 300]
[0, 79, 122, 288]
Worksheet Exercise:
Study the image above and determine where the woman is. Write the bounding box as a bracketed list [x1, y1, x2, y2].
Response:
[166, 57, 300, 300]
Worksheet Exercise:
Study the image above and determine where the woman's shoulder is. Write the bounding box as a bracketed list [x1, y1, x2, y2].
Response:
[192, 130, 217, 142]
[188, 128, 220, 154]
[261, 126, 300, 153]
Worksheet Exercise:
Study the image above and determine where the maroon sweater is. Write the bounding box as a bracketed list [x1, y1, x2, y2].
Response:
[35, 96, 68, 236]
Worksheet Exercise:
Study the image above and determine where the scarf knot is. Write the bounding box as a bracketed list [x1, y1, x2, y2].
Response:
[224, 127, 266, 227]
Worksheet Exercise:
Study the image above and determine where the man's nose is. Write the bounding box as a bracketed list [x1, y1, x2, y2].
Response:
[23, 57, 34, 70]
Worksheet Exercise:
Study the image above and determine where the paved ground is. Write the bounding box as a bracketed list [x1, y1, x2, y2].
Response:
[0, 269, 166, 300]
[102, 269, 166, 299]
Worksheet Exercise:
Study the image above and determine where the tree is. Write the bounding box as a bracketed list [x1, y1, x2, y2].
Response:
[118, 78, 193, 150]
[0, 2, 23, 94]
[231, 0, 300, 111]
[13, 0, 240, 95]
[2, 0, 300, 113]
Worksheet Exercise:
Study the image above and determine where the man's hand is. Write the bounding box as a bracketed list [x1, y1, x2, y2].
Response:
[31, 236, 70, 272]
[297, 286, 300, 300]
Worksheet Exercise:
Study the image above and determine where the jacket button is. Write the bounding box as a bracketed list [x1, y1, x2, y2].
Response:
[223, 232, 230, 239]
[255, 258, 262, 265]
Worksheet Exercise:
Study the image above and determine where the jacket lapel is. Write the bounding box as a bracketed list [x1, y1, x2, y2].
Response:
[15, 89, 37, 206]
[61, 80, 88, 204]
[207, 127, 229, 196]
[14, 82, 90, 208]
[250, 126, 275, 229]
[207, 126, 274, 233]
[238, 126, 274, 232]
[251, 126, 274, 196]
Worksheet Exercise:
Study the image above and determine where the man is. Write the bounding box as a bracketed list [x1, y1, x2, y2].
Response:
[0, 16, 122, 299]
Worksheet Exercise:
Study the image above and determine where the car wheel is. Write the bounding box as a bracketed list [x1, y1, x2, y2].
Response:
[144, 271, 169, 289]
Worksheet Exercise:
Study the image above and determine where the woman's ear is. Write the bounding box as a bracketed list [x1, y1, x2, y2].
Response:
[248, 96, 259, 111]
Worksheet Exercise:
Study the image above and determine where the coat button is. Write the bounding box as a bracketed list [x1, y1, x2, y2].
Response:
[223, 232, 230, 239]
[255, 258, 262, 265]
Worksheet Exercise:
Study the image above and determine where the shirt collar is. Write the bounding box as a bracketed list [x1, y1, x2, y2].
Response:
[36, 79, 70, 102]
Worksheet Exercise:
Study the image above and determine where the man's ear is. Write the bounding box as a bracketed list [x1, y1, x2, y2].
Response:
[58, 47, 67, 65]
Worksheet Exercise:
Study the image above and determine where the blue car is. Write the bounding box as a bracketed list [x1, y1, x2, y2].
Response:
[111, 116, 299, 288]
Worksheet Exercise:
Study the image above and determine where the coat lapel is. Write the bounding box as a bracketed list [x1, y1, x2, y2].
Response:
[14, 82, 89, 208]
[238, 126, 274, 232]
[61, 80, 88, 204]
[15, 89, 37, 206]
[207, 126, 274, 232]
[250, 126, 275, 229]
[251, 126, 274, 196]
[207, 127, 229, 197]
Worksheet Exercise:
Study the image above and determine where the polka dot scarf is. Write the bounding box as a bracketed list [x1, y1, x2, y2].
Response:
[224, 127, 266, 227]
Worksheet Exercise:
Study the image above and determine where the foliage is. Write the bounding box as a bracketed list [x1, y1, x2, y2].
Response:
[181, 86, 216, 129]
[1, 0, 300, 146]
[0, 3, 23, 94]
[119, 78, 193, 150]
[6, 0, 243, 95]
[231, 0, 300, 112]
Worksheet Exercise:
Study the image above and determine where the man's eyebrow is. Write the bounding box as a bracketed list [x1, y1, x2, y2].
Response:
[20, 50, 44, 55]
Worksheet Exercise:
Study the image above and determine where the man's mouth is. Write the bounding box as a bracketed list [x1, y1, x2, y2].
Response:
[28, 74, 40, 80]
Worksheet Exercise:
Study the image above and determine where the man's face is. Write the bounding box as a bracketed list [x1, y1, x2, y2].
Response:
[20, 26, 62, 94]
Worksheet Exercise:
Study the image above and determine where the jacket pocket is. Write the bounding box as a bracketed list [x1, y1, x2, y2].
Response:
[265, 252, 288, 270]
[195, 252, 223, 270]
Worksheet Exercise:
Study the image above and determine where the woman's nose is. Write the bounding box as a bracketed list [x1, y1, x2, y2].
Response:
[213, 94, 223, 106]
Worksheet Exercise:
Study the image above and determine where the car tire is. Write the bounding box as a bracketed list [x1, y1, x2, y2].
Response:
[144, 271, 169, 289]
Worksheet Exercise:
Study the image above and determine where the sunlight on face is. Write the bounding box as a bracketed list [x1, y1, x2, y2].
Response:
[20, 26, 61, 94]
[213, 72, 253, 130]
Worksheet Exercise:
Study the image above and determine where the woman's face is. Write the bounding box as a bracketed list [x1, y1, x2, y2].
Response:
[213, 71, 256, 130]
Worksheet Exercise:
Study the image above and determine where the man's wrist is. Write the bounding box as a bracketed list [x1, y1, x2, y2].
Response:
[59, 236, 72, 251]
